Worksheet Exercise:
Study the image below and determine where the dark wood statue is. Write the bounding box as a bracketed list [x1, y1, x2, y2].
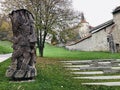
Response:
[6, 9, 37, 80]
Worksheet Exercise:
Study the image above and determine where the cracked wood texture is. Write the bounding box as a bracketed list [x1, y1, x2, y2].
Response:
[6, 9, 37, 80]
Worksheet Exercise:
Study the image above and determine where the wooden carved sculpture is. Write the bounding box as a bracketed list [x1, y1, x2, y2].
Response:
[6, 9, 37, 80]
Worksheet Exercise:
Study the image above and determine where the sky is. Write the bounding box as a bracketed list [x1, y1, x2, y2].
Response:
[72, 0, 120, 26]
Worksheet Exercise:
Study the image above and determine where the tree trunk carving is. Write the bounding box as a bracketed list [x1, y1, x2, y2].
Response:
[6, 9, 37, 80]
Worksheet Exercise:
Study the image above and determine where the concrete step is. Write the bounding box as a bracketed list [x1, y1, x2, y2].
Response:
[64, 65, 120, 69]
[60, 60, 120, 86]
[74, 75, 120, 80]
[66, 67, 120, 73]
[82, 82, 120, 86]
[61, 59, 117, 63]
[63, 61, 120, 67]
[64, 65, 90, 68]
[79, 66, 111, 70]
[66, 67, 81, 71]
[112, 67, 120, 69]
[71, 71, 103, 75]
[61, 60, 92, 65]
[60, 60, 92, 63]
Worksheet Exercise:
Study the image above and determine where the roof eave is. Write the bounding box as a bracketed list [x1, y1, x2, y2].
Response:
[113, 10, 120, 14]
[90, 20, 114, 34]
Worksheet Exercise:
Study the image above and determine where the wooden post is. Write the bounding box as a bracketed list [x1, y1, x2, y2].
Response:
[6, 9, 37, 80]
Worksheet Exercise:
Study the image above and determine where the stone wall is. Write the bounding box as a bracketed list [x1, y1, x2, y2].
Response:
[66, 36, 92, 51]
[91, 29, 109, 51]
[66, 27, 110, 51]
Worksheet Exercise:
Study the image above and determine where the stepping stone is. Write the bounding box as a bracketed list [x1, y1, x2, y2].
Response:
[64, 65, 90, 68]
[71, 71, 103, 75]
[82, 82, 120, 86]
[66, 66, 111, 71]
[61, 59, 120, 87]
[90, 63, 119, 67]
[71, 62, 91, 65]
[63, 63, 72, 65]
[60, 60, 92, 64]
[79, 66, 111, 70]
[103, 69, 120, 74]
[112, 60, 120, 63]
[66, 67, 80, 71]
[74, 75, 120, 80]
[112, 67, 120, 69]
[93, 59, 115, 62]
[66, 66, 120, 71]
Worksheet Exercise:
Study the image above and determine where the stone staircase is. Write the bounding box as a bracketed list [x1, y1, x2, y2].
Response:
[60, 59, 120, 86]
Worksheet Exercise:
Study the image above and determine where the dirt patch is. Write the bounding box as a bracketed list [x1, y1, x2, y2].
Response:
[36, 57, 63, 68]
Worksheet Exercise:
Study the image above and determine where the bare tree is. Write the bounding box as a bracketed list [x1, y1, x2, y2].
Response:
[1, 0, 81, 57]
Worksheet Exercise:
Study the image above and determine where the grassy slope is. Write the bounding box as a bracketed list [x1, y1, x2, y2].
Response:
[0, 42, 120, 90]
[1, 58, 118, 90]
[0, 59, 83, 90]
[44, 43, 120, 60]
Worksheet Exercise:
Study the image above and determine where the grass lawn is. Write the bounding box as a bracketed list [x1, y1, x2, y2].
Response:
[1, 42, 120, 90]
[1, 58, 119, 90]
[0, 58, 85, 90]
[44, 43, 120, 60]
[0, 40, 13, 54]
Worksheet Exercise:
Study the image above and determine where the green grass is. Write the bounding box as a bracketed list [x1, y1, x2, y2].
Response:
[44, 43, 120, 60]
[1, 58, 120, 90]
[0, 59, 83, 90]
[0, 40, 13, 54]
[1, 42, 120, 90]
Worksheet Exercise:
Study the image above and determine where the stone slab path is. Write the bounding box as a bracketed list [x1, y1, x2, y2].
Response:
[74, 75, 120, 79]
[82, 82, 120, 86]
[0, 53, 12, 63]
[60, 59, 120, 86]
[72, 71, 103, 75]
